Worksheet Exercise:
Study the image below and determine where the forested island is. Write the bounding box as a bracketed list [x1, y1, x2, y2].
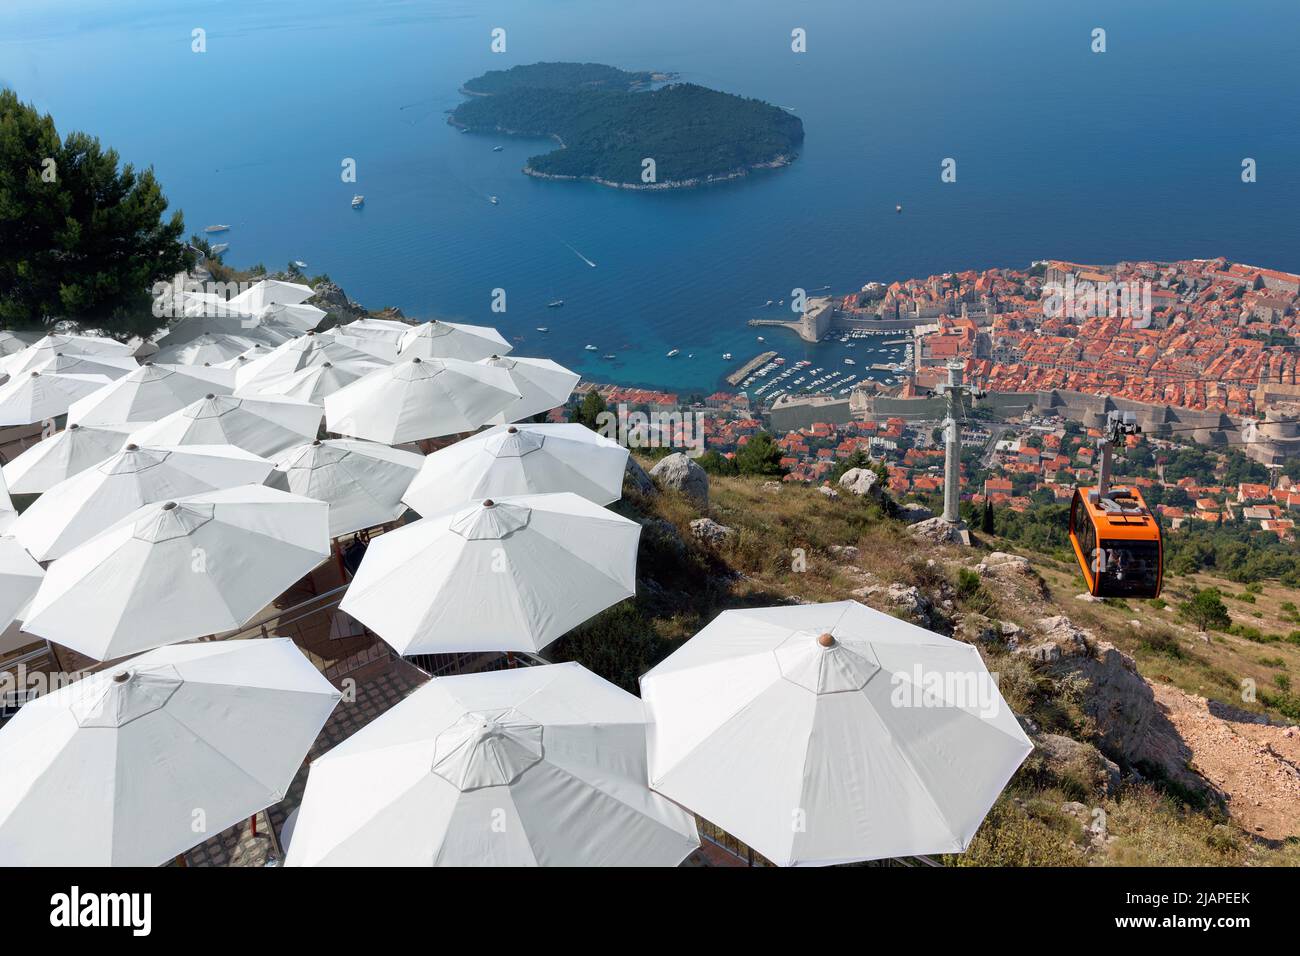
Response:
[450, 62, 804, 189]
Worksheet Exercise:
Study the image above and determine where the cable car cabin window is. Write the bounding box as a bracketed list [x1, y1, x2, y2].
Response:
[1073, 499, 1096, 573]
[1092, 539, 1160, 598]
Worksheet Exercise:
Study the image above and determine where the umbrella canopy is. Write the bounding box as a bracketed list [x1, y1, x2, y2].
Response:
[252, 302, 327, 332]
[22, 485, 330, 659]
[640, 600, 1032, 866]
[0, 334, 135, 377]
[404, 423, 628, 514]
[67, 362, 234, 427]
[480, 355, 580, 424]
[285, 663, 698, 867]
[0, 638, 339, 866]
[233, 332, 385, 393]
[340, 492, 639, 654]
[268, 439, 423, 537]
[2, 423, 131, 495]
[332, 318, 410, 362]
[397, 320, 512, 362]
[0, 331, 40, 358]
[0, 361, 125, 426]
[155, 314, 299, 350]
[10, 442, 274, 562]
[324, 357, 519, 444]
[245, 360, 369, 405]
[0, 536, 43, 631]
[227, 279, 315, 312]
[0, 467, 14, 535]
[153, 332, 261, 366]
[128, 393, 322, 458]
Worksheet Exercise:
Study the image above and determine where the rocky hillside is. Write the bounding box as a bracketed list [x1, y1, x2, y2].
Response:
[548, 454, 1300, 866]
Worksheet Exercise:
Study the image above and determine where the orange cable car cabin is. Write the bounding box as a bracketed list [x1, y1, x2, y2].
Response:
[1068, 485, 1163, 599]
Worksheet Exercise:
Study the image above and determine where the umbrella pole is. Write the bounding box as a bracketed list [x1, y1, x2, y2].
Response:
[250, 813, 258, 838]
[506, 651, 517, 669]
[334, 538, 346, 580]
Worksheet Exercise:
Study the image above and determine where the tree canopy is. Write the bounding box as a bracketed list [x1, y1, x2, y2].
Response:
[0, 89, 192, 338]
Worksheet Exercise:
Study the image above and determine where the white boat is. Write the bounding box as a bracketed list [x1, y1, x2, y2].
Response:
[547, 300, 564, 308]
[584, 344, 598, 351]
[722, 352, 733, 360]
[536, 327, 549, 333]
[489, 196, 499, 205]
[603, 354, 617, 360]
[209, 243, 229, 256]
[292, 260, 308, 269]
[492, 146, 504, 152]
[666, 349, 680, 358]
[204, 224, 230, 233]
[844, 358, 856, 366]
[757, 336, 765, 342]
[351, 196, 364, 208]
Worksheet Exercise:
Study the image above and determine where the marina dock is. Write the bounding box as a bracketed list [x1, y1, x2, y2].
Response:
[727, 351, 777, 386]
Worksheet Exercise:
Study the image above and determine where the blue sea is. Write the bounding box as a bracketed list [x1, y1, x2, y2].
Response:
[4, 0, 1298, 394]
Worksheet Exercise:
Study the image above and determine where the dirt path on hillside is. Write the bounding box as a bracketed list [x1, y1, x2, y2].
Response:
[1154, 684, 1300, 841]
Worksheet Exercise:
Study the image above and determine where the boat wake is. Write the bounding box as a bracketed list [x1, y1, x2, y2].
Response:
[561, 241, 597, 268]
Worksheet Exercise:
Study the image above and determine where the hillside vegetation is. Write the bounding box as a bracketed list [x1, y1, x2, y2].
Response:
[551, 459, 1300, 866]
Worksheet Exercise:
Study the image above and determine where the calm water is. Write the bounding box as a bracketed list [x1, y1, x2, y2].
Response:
[4, 0, 1298, 393]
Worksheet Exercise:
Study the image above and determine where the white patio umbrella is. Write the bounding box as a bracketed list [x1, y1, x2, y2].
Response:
[285, 663, 698, 867]
[480, 355, 580, 424]
[22, 485, 330, 659]
[153, 331, 260, 366]
[0, 333, 135, 377]
[0, 468, 14, 534]
[332, 318, 411, 362]
[403, 423, 628, 514]
[340, 492, 639, 655]
[10, 443, 274, 561]
[17, 351, 137, 381]
[156, 313, 299, 350]
[252, 302, 327, 332]
[0, 638, 339, 867]
[67, 362, 234, 427]
[214, 341, 274, 369]
[2, 423, 131, 495]
[0, 331, 40, 358]
[233, 332, 385, 393]
[397, 320, 512, 362]
[244, 360, 369, 405]
[324, 357, 519, 444]
[0, 361, 122, 426]
[640, 600, 1033, 867]
[0, 536, 43, 631]
[268, 439, 423, 537]
[227, 279, 315, 311]
[128, 393, 322, 458]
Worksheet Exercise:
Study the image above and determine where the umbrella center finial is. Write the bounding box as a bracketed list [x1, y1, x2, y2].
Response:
[112, 670, 130, 683]
[818, 632, 836, 648]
